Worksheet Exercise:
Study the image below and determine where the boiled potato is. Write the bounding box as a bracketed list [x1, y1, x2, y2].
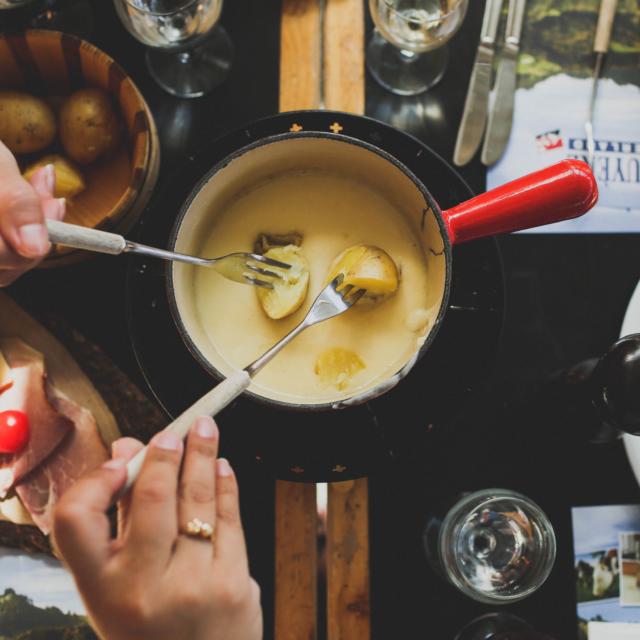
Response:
[0, 91, 56, 154]
[326, 244, 399, 304]
[257, 245, 309, 320]
[23, 154, 85, 199]
[315, 347, 365, 390]
[59, 88, 120, 164]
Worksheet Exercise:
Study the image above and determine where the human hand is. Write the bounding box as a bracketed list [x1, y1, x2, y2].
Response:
[53, 418, 262, 640]
[0, 140, 65, 286]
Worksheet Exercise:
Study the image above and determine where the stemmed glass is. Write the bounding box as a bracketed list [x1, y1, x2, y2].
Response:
[424, 489, 557, 604]
[367, 0, 468, 95]
[114, 0, 233, 99]
[454, 614, 557, 640]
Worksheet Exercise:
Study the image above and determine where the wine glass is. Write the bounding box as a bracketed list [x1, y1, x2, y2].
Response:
[454, 613, 557, 640]
[424, 489, 557, 604]
[114, 0, 233, 99]
[367, 0, 468, 96]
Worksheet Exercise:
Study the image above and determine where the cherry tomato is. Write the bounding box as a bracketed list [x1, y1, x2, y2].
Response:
[0, 410, 30, 454]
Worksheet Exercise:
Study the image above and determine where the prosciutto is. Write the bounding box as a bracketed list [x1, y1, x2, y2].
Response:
[16, 386, 108, 534]
[0, 339, 73, 498]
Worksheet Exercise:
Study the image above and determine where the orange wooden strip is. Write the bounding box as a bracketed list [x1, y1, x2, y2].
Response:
[327, 479, 371, 640]
[274, 481, 318, 640]
[323, 0, 365, 114]
[280, 0, 323, 111]
[324, 2, 370, 637]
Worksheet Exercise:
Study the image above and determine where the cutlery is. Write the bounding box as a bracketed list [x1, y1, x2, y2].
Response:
[585, 0, 618, 166]
[46, 220, 291, 289]
[453, 0, 504, 167]
[122, 275, 365, 492]
[481, 0, 527, 166]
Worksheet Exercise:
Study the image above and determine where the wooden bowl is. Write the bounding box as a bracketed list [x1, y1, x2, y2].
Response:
[0, 30, 159, 264]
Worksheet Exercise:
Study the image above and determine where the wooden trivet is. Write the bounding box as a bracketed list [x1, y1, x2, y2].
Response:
[276, 1, 370, 639]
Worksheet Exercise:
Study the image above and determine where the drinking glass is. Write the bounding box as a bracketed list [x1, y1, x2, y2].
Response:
[424, 489, 556, 604]
[114, 0, 233, 98]
[454, 613, 557, 640]
[367, 0, 468, 95]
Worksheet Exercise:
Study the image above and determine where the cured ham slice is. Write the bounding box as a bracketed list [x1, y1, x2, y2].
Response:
[0, 339, 73, 498]
[16, 386, 108, 534]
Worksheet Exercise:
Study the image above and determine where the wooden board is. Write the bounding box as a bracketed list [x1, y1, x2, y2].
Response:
[275, 1, 323, 639]
[327, 480, 370, 640]
[275, 481, 318, 640]
[0, 291, 120, 446]
[323, 2, 370, 639]
[280, 0, 323, 111]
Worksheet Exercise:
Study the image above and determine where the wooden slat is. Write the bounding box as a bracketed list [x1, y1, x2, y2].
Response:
[324, 2, 370, 638]
[327, 480, 371, 640]
[280, 0, 323, 111]
[323, 0, 365, 114]
[276, 3, 323, 639]
[275, 481, 318, 640]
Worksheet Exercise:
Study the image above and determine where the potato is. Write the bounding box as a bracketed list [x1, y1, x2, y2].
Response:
[23, 154, 85, 199]
[326, 244, 399, 304]
[59, 88, 120, 164]
[315, 347, 365, 390]
[0, 91, 56, 154]
[256, 245, 310, 320]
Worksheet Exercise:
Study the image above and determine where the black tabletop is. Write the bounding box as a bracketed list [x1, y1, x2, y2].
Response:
[4, 1, 640, 639]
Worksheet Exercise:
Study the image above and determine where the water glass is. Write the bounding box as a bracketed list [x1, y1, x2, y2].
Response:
[114, 0, 233, 98]
[454, 613, 557, 640]
[368, 0, 468, 95]
[424, 489, 557, 604]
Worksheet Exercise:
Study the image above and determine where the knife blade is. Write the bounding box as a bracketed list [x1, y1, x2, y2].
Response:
[453, 0, 504, 167]
[481, 0, 527, 166]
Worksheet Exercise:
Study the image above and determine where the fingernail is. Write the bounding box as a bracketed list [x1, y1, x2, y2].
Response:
[44, 164, 56, 194]
[216, 458, 233, 477]
[194, 417, 218, 439]
[102, 458, 125, 470]
[19, 223, 49, 256]
[56, 198, 66, 220]
[152, 431, 182, 451]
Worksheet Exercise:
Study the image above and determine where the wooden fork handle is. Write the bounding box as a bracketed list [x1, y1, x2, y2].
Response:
[122, 370, 251, 493]
[594, 0, 618, 54]
[47, 220, 127, 255]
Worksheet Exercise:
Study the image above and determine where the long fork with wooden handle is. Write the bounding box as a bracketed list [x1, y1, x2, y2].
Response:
[121, 275, 365, 493]
[46, 220, 291, 289]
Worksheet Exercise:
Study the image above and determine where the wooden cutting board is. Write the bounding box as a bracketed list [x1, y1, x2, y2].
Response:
[0, 291, 120, 446]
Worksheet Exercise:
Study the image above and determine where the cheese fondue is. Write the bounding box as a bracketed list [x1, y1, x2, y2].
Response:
[191, 168, 435, 404]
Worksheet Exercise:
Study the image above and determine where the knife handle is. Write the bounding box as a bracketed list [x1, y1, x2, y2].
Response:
[480, 0, 504, 44]
[442, 160, 598, 244]
[505, 0, 527, 45]
[594, 0, 618, 54]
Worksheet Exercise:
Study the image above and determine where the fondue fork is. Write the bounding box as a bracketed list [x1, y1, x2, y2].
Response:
[46, 220, 291, 289]
[122, 275, 365, 493]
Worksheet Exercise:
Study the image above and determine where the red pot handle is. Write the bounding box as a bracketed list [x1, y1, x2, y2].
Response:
[442, 160, 598, 245]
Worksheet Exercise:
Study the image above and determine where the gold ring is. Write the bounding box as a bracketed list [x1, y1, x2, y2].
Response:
[181, 518, 215, 542]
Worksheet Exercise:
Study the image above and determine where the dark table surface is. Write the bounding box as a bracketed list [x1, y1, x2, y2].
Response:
[4, 1, 640, 639]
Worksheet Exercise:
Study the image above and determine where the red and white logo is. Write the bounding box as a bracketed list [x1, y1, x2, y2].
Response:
[536, 129, 564, 151]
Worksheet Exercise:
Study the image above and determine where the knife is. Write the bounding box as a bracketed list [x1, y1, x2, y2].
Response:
[481, 0, 527, 166]
[453, 0, 504, 167]
[585, 0, 618, 166]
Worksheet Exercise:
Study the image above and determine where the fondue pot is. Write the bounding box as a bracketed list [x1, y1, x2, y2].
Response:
[167, 116, 597, 413]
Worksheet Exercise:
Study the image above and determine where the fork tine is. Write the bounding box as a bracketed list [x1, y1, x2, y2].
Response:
[245, 263, 283, 279]
[250, 254, 292, 270]
[243, 275, 274, 289]
[346, 288, 366, 306]
[339, 283, 354, 297]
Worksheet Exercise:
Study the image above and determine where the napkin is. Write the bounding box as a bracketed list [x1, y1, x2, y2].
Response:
[486, 0, 640, 233]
